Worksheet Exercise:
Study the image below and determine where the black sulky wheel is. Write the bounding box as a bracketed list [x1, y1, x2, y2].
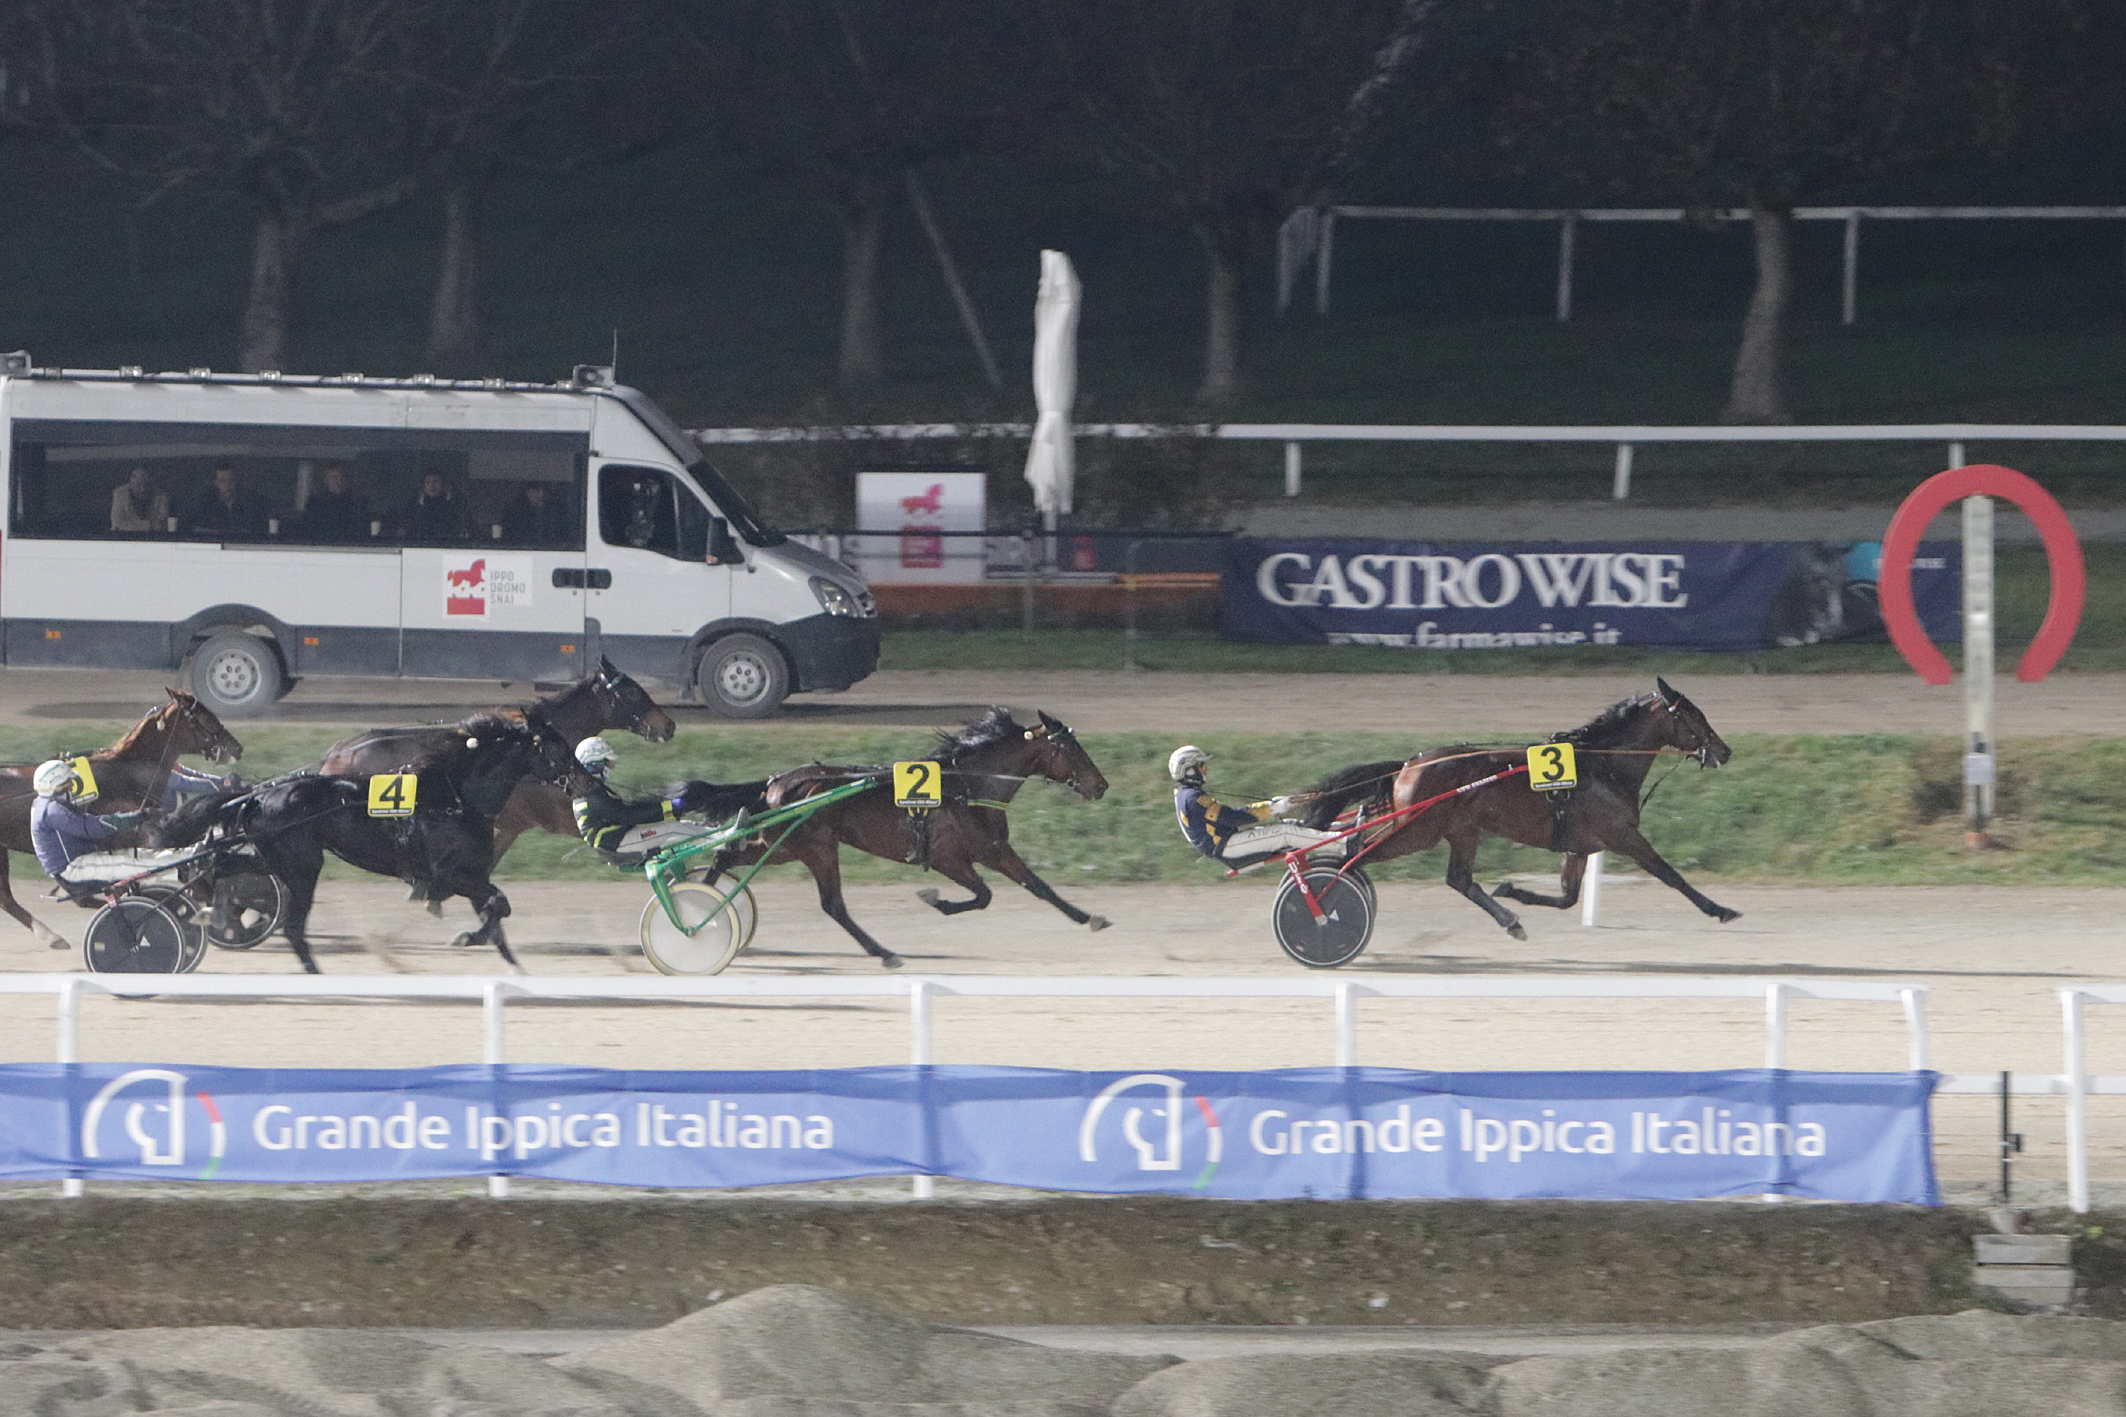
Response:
[83, 898, 191, 974]
[1273, 866, 1375, 969]
[130, 884, 209, 972]
[204, 868, 290, 950]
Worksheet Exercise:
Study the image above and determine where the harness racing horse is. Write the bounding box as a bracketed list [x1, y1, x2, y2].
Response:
[0, 690, 243, 947]
[156, 715, 581, 974]
[716, 709, 1110, 969]
[314, 657, 675, 866]
[1305, 678, 1738, 939]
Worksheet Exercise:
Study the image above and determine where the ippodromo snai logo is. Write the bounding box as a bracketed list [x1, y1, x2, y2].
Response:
[80, 1069, 228, 1179]
[1078, 1074, 1223, 1190]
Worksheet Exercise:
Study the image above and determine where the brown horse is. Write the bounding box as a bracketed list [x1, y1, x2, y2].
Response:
[0, 690, 244, 947]
[715, 708, 1110, 969]
[316, 658, 675, 866]
[1306, 678, 1737, 939]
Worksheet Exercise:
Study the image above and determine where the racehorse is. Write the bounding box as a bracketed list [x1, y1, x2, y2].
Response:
[0, 691, 243, 948]
[1304, 678, 1738, 939]
[156, 715, 582, 974]
[715, 708, 1110, 969]
[314, 657, 675, 865]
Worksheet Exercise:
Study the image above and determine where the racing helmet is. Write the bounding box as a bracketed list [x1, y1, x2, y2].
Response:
[574, 736, 618, 776]
[32, 759, 75, 799]
[1167, 745, 1209, 783]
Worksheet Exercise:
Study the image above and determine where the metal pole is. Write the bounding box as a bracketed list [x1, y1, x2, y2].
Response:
[1764, 982, 1788, 1070]
[910, 981, 934, 1199]
[485, 980, 509, 1198]
[1948, 441, 1965, 470]
[1580, 852, 1602, 927]
[1556, 215, 1577, 323]
[2064, 988, 2090, 1213]
[1611, 444, 1633, 500]
[1335, 981, 1357, 1067]
[60, 977, 82, 1199]
[1315, 210, 1336, 317]
[1284, 441, 1302, 498]
[1963, 494, 1996, 849]
[1020, 529, 1035, 637]
[1122, 539, 1141, 673]
[1899, 986, 1929, 1072]
[1841, 212, 1859, 326]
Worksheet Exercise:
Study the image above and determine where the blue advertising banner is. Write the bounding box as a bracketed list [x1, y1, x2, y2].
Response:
[0, 1064, 1937, 1204]
[1222, 540, 1962, 652]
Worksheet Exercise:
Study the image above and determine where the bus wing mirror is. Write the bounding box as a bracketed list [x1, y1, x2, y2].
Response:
[707, 516, 742, 566]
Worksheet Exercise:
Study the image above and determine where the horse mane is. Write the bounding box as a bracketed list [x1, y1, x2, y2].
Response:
[930, 706, 1024, 763]
[103, 700, 170, 757]
[1551, 694, 1660, 748]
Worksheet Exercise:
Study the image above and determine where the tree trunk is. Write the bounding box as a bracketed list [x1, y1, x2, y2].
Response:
[240, 210, 294, 373]
[1194, 225, 1241, 406]
[1720, 202, 1793, 425]
[835, 187, 887, 391]
[424, 178, 485, 376]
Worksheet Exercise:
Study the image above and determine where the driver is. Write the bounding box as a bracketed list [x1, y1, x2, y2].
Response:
[569, 736, 760, 855]
[29, 760, 154, 916]
[1169, 745, 1341, 869]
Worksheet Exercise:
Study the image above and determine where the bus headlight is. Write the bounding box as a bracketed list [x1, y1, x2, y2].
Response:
[811, 577, 873, 618]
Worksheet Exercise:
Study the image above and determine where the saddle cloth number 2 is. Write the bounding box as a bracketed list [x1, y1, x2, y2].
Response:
[1525, 742, 1577, 792]
[367, 773, 419, 817]
[892, 761, 943, 810]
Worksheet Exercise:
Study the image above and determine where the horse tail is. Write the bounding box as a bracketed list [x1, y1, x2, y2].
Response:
[150, 785, 249, 848]
[1300, 759, 1407, 831]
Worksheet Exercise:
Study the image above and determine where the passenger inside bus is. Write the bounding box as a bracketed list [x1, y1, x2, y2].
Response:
[108, 467, 168, 533]
[184, 466, 271, 537]
[499, 481, 571, 546]
[398, 471, 468, 543]
[299, 463, 369, 541]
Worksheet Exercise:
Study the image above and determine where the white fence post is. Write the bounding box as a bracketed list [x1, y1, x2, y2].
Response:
[1580, 852, 1603, 927]
[910, 981, 935, 1199]
[1963, 493, 1996, 849]
[1899, 987, 1931, 1073]
[484, 980, 509, 1199]
[1284, 441, 1302, 498]
[58, 976, 81, 1199]
[1611, 444, 1633, 500]
[1765, 983, 1789, 1070]
[1335, 981, 1357, 1067]
[2065, 988, 2091, 1214]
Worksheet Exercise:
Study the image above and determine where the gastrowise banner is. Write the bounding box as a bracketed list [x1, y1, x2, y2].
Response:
[1222, 539, 1961, 651]
[0, 1064, 1936, 1204]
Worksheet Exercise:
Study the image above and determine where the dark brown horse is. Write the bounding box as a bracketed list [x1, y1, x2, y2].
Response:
[715, 709, 1110, 969]
[1306, 678, 1737, 939]
[0, 691, 243, 948]
[316, 657, 675, 866]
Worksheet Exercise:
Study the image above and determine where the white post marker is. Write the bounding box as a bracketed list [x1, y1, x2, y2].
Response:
[1580, 852, 1604, 927]
[1963, 492, 1996, 848]
[910, 981, 935, 1199]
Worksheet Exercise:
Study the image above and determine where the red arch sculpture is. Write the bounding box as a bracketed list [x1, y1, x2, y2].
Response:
[1879, 464, 2084, 685]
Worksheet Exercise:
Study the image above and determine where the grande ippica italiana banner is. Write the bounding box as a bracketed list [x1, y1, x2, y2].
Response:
[1222, 539, 1962, 651]
[0, 1064, 1937, 1204]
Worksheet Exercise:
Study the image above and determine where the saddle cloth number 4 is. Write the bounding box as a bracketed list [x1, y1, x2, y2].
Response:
[367, 773, 419, 817]
[892, 761, 943, 810]
[1526, 742, 1577, 792]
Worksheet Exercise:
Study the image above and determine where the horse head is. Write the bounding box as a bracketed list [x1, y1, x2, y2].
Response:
[1653, 678, 1730, 768]
[1027, 710, 1107, 801]
[594, 657, 677, 743]
[162, 689, 244, 766]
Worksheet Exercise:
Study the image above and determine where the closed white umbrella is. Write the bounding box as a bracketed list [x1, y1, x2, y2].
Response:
[1022, 249, 1080, 529]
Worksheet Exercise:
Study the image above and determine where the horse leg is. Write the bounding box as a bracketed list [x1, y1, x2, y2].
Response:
[1601, 822, 1742, 923]
[797, 841, 902, 969]
[1442, 827, 1526, 939]
[0, 852, 69, 950]
[914, 854, 993, 916]
[1492, 852, 1587, 910]
[978, 841, 1111, 932]
[255, 839, 325, 974]
[451, 884, 522, 974]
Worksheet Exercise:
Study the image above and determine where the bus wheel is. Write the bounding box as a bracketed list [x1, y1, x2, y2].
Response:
[187, 633, 288, 717]
[697, 634, 789, 720]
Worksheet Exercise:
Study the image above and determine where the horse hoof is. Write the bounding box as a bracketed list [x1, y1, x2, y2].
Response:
[1087, 915, 1111, 932]
[915, 888, 941, 908]
[425, 899, 444, 918]
[1507, 923, 1528, 941]
[300, 961, 321, 975]
[1715, 908, 1743, 924]
[450, 932, 477, 948]
[881, 953, 905, 970]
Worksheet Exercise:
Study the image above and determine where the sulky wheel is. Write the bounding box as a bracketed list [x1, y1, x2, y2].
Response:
[84, 897, 191, 975]
[639, 881, 754, 976]
[129, 885, 209, 973]
[1273, 866, 1376, 969]
[204, 868, 290, 950]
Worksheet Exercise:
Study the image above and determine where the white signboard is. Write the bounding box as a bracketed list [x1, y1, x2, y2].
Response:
[855, 471, 986, 585]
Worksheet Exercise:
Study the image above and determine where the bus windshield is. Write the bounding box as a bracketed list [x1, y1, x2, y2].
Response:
[611, 388, 784, 547]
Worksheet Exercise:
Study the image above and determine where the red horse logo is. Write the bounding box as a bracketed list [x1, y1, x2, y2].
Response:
[445, 558, 487, 616]
[900, 483, 944, 515]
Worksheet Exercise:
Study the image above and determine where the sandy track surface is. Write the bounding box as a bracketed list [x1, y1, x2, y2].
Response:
[4, 664, 2125, 736]
[3, 877, 2121, 1200]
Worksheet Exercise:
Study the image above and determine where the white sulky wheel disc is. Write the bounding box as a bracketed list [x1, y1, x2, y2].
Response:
[639, 881, 751, 976]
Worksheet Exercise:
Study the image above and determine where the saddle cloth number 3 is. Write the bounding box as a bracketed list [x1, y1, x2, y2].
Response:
[892, 761, 943, 810]
[1526, 742, 1577, 792]
[367, 773, 418, 817]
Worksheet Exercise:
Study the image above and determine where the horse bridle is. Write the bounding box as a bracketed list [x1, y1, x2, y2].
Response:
[1653, 692, 1717, 767]
[1026, 720, 1092, 796]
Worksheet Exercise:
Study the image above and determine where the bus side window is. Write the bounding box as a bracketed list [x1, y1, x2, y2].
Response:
[599, 464, 706, 562]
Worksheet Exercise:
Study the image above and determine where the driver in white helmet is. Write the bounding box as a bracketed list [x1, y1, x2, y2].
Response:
[1169, 745, 1340, 869]
[29, 760, 153, 895]
[568, 736, 761, 855]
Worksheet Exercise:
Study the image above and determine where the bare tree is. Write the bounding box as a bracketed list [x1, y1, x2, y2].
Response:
[1033, 0, 1410, 406]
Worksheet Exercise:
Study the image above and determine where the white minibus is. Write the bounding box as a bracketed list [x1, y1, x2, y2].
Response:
[0, 360, 878, 716]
